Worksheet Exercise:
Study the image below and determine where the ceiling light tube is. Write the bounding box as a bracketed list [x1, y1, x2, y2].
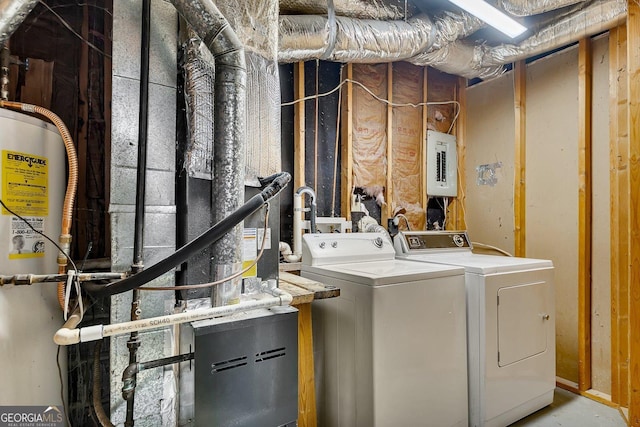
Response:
[447, 0, 527, 38]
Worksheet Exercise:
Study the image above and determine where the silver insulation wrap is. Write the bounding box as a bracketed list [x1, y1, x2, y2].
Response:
[426, 0, 626, 79]
[497, 0, 587, 17]
[0, 0, 38, 45]
[280, 0, 417, 20]
[183, 35, 215, 180]
[216, 0, 282, 185]
[171, 0, 246, 300]
[279, 13, 437, 63]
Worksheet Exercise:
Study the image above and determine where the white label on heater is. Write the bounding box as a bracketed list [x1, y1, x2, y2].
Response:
[9, 216, 45, 259]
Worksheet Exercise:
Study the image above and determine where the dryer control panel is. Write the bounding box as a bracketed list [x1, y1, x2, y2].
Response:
[394, 231, 472, 254]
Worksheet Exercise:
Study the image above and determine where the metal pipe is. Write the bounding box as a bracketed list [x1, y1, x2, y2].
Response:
[0, 272, 126, 286]
[122, 353, 195, 401]
[169, 0, 247, 307]
[1, 43, 9, 101]
[125, 0, 151, 423]
[0, 0, 39, 45]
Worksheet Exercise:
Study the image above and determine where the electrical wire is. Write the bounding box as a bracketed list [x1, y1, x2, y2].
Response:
[471, 242, 513, 257]
[139, 203, 271, 291]
[37, 0, 112, 59]
[0, 198, 78, 272]
[282, 77, 461, 134]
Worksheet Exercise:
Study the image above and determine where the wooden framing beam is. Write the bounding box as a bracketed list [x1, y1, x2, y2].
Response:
[421, 68, 428, 218]
[385, 63, 394, 222]
[609, 23, 629, 408]
[578, 37, 593, 392]
[76, 4, 90, 258]
[627, 1, 640, 423]
[294, 62, 306, 191]
[340, 64, 354, 219]
[454, 77, 467, 230]
[514, 60, 527, 257]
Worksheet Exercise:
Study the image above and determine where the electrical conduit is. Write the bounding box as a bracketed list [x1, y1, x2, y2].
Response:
[0, 100, 78, 311]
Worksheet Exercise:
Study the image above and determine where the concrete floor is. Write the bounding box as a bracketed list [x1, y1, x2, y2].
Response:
[510, 388, 626, 427]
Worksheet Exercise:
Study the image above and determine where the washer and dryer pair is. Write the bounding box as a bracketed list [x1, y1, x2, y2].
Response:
[302, 231, 555, 427]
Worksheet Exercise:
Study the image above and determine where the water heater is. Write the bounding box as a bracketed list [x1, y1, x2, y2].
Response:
[0, 108, 67, 407]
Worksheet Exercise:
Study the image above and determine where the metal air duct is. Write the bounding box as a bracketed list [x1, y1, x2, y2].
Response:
[0, 0, 38, 45]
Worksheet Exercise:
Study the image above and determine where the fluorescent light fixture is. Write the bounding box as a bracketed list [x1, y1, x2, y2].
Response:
[447, 0, 527, 38]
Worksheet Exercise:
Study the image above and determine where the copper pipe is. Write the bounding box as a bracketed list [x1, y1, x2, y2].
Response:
[0, 100, 78, 310]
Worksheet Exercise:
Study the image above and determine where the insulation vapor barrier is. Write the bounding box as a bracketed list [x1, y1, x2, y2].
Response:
[391, 62, 424, 230]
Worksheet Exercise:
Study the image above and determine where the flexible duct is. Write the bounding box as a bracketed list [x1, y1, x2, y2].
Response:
[0, 0, 38, 45]
[497, 0, 587, 17]
[278, 11, 483, 64]
[280, 0, 417, 20]
[0, 100, 78, 311]
[416, 0, 625, 79]
[170, 0, 246, 306]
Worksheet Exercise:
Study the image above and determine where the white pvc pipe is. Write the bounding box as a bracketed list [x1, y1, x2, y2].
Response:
[279, 241, 301, 263]
[54, 290, 293, 346]
[293, 191, 303, 258]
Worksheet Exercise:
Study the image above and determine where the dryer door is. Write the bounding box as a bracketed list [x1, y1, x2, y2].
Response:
[497, 281, 550, 367]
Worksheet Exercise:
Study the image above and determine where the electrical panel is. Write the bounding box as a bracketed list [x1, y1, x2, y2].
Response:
[426, 130, 458, 197]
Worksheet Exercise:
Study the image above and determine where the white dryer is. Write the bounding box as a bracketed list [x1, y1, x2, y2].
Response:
[301, 232, 468, 427]
[394, 231, 555, 427]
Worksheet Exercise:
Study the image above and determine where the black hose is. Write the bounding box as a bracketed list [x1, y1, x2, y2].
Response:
[83, 172, 291, 297]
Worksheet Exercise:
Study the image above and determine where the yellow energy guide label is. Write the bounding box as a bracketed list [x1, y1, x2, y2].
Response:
[2, 149, 49, 217]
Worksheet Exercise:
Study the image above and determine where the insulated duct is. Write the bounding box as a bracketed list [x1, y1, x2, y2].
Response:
[170, 0, 246, 305]
[280, 0, 417, 20]
[0, 0, 38, 45]
[278, 11, 483, 64]
[279, 13, 437, 63]
[497, 0, 587, 17]
[412, 0, 626, 79]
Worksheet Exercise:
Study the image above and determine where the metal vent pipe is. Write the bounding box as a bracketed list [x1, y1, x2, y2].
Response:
[170, 0, 246, 305]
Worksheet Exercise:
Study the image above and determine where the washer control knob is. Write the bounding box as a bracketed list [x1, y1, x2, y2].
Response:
[331, 241, 338, 248]
[373, 237, 384, 248]
[319, 242, 326, 249]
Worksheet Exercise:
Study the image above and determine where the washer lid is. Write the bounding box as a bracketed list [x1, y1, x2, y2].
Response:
[301, 259, 464, 286]
[397, 252, 553, 274]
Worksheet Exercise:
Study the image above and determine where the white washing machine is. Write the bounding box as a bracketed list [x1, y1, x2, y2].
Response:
[301, 232, 468, 427]
[394, 231, 555, 427]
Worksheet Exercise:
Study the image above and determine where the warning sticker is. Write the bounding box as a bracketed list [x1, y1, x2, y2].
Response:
[2, 150, 49, 216]
[9, 216, 46, 259]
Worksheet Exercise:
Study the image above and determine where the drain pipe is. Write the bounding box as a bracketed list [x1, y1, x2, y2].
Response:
[170, 0, 246, 307]
[291, 186, 317, 262]
[124, 0, 151, 425]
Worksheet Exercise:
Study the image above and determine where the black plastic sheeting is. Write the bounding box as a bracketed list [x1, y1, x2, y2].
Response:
[279, 61, 343, 245]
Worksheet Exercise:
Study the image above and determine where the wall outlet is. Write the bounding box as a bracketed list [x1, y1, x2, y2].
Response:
[426, 130, 458, 197]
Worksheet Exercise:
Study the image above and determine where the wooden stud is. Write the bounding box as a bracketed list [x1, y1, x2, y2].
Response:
[455, 77, 467, 231]
[386, 63, 394, 222]
[626, 1, 640, 422]
[294, 62, 306, 191]
[578, 37, 593, 393]
[340, 64, 354, 219]
[514, 60, 527, 257]
[421, 68, 429, 218]
[294, 302, 317, 427]
[610, 23, 629, 408]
